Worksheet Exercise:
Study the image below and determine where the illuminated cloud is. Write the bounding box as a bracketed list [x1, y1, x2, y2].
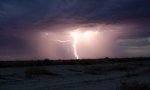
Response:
[0, 0, 150, 59]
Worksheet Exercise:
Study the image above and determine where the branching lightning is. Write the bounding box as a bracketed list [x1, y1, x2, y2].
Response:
[46, 30, 99, 59]
[53, 32, 80, 59]
[55, 40, 70, 43]
[70, 30, 99, 59]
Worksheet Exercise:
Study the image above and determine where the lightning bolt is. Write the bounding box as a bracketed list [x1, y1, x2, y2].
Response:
[70, 30, 99, 59]
[70, 31, 80, 59]
[52, 37, 79, 59]
[51, 31, 80, 59]
[46, 30, 99, 59]
[72, 35, 79, 59]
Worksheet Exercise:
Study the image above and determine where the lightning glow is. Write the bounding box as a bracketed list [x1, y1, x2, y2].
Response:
[47, 30, 100, 59]
[36, 25, 126, 59]
[55, 40, 70, 43]
[70, 30, 99, 59]
[70, 31, 80, 59]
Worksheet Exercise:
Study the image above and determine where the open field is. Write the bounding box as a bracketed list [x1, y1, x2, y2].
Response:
[0, 58, 150, 90]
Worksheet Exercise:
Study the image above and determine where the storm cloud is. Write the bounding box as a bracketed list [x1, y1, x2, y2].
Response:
[0, 0, 150, 59]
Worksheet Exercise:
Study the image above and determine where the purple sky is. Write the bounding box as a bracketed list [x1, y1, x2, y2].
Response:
[0, 0, 150, 60]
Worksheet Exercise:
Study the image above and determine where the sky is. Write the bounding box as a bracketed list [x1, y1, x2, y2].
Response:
[0, 0, 150, 60]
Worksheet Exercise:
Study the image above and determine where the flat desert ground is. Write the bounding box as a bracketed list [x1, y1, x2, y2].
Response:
[0, 60, 150, 90]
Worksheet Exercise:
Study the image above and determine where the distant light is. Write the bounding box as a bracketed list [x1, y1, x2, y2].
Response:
[45, 32, 49, 36]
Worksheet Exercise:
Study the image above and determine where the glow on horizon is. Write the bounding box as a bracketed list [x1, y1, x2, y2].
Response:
[37, 25, 126, 59]
[69, 30, 100, 59]
[52, 30, 100, 59]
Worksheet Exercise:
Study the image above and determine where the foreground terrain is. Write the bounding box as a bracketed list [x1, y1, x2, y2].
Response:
[0, 59, 150, 90]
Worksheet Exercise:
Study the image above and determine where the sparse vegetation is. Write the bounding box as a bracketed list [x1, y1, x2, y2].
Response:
[83, 66, 112, 75]
[125, 67, 150, 78]
[69, 68, 82, 72]
[0, 57, 150, 67]
[112, 65, 137, 72]
[125, 72, 140, 78]
[83, 64, 138, 75]
[119, 81, 150, 90]
[0, 58, 150, 90]
[143, 68, 150, 73]
[24, 67, 59, 78]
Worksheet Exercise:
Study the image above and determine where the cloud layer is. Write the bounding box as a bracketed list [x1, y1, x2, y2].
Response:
[0, 0, 150, 59]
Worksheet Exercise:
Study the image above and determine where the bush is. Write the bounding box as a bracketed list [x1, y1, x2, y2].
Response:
[83, 66, 112, 75]
[113, 65, 137, 72]
[119, 81, 150, 90]
[125, 72, 140, 78]
[25, 67, 59, 78]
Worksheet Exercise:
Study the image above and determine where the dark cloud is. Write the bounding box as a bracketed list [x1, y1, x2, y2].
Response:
[0, 0, 150, 26]
[0, 0, 150, 59]
[118, 38, 150, 47]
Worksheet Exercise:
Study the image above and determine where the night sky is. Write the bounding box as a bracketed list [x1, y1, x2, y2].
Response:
[0, 0, 150, 60]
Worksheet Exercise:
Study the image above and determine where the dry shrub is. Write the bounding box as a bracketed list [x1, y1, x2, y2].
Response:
[83, 66, 112, 75]
[25, 67, 59, 78]
[119, 81, 150, 90]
